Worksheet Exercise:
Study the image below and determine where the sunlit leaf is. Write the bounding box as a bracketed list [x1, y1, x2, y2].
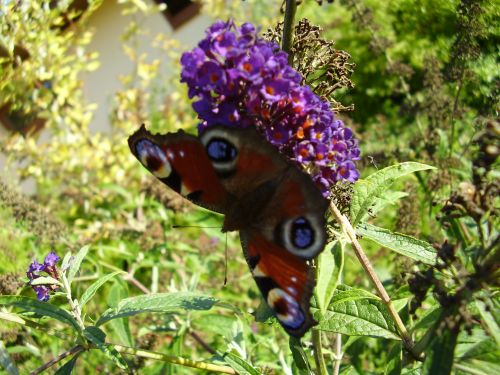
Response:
[350, 162, 435, 225]
[356, 223, 437, 265]
[313, 285, 399, 339]
[79, 271, 123, 309]
[67, 245, 90, 285]
[315, 241, 343, 313]
[0, 296, 79, 330]
[96, 292, 218, 326]
[223, 350, 261, 375]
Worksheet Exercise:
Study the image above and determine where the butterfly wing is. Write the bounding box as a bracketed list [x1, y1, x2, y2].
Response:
[128, 125, 229, 213]
[239, 167, 327, 337]
[240, 229, 318, 337]
[197, 126, 328, 337]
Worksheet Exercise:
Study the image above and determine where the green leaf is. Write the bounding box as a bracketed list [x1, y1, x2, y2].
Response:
[0, 340, 19, 375]
[316, 241, 343, 313]
[370, 191, 409, 218]
[476, 300, 500, 347]
[350, 162, 435, 225]
[385, 343, 402, 375]
[412, 307, 442, 331]
[29, 276, 63, 287]
[356, 223, 437, 265]
[312, 286, 399, 339]
[456, 359, 500, 375]
[54, 353, 80, 375]
[96, 292, 218, 326]
[79, 271, 123, 309]
[289, 337, 312, 374]
[60, 252, 72, 272]
[421, 326, 459, 375]
[67, 245, 90, 285]
[0, 296, 80, 330]
[106, 279, 134, 346]
[456, 332, 499, 363]
[223, 350, 260, 375]
[83, 326, 128, 370]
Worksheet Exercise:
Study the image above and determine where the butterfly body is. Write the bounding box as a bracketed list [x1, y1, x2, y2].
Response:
[128, 124, 328, 337]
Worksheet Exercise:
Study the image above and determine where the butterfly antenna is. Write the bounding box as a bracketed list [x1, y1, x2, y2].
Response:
[223, 233, 228, 286]
[172, 225, 221, 229]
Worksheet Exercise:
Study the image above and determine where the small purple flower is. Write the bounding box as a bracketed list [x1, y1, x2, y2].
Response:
[44, 251, 61, 267]
[26, 252, 61, 302]
[180, 20, 361, 196]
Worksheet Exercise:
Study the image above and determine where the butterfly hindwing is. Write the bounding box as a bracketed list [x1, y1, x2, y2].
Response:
[128, 125, 229, 213]
[240, 230, 317, 337]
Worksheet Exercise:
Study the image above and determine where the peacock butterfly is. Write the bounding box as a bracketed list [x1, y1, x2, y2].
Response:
[128, 124, 328, 337]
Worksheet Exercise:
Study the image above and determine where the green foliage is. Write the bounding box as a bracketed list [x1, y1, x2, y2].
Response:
[0, 0, 498, 374]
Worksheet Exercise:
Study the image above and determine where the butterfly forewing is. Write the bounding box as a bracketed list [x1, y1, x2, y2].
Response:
[128, 125, 229, 213]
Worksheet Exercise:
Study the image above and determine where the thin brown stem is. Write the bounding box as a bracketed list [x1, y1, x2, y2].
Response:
[329, 201, 421, 359]
[30, 345, 84, 375]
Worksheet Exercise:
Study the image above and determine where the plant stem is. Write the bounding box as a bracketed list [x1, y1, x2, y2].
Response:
[61, 274, 86, 331]
[329, 201, 420, 359]
[312, 330, 328, 375]
[113, 344, 236, 374]
[30, 345, 84, 375]
[333, 333, 342, 375]
[282, 0, 297, 63]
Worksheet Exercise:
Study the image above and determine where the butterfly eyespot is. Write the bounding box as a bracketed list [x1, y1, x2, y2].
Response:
[291, 217, 314, 248]
[267, 288, 305, 329]
[135, 140, 172, 179]
[280, 215, 325, 259]
[206, 137, 238, 163]
[200, 128, 241, 174]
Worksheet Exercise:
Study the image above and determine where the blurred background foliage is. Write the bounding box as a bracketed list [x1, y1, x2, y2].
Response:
[0, 0, 498, 373]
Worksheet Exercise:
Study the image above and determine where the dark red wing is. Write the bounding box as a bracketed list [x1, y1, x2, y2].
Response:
[240, 230, 317, 337]
[128, 125, 229, 213]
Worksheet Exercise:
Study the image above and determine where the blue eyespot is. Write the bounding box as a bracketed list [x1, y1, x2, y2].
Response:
[206, 138, 238, 162]
[291, 217, 314, 249]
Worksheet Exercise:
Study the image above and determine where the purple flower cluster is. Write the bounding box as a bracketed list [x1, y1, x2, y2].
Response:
[180, 20, 360, 196]
[26, 251, 61, 301]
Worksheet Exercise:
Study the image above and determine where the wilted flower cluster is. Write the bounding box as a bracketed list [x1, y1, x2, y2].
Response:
[26, 251, 61, 301]
[181, 20, 360, 196]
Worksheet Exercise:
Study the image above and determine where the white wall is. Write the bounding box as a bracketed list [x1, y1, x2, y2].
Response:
[82, 1, 213, 133]
[1, 1, 212, 193]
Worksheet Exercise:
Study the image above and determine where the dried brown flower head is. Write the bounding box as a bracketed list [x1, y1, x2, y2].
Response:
[265, 18, 355, 112]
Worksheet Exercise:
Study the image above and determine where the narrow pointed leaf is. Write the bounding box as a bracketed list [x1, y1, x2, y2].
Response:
[422, 325, 459, 375]
[385, 343, 402, 375]
[67, 245, 90, 284]
[0, 296, 79, 330]
[0, 340, 19, 375]
[80, 271, 123, 309]
[223, 350, 260, 375]
[357, 223, 437, 265]
[316, 241, 343, 313]
[54, 353, 80, 375]
[96, 292, 217, 326]
[289, 337, 312, 374]
[29, 276, 63, 287]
